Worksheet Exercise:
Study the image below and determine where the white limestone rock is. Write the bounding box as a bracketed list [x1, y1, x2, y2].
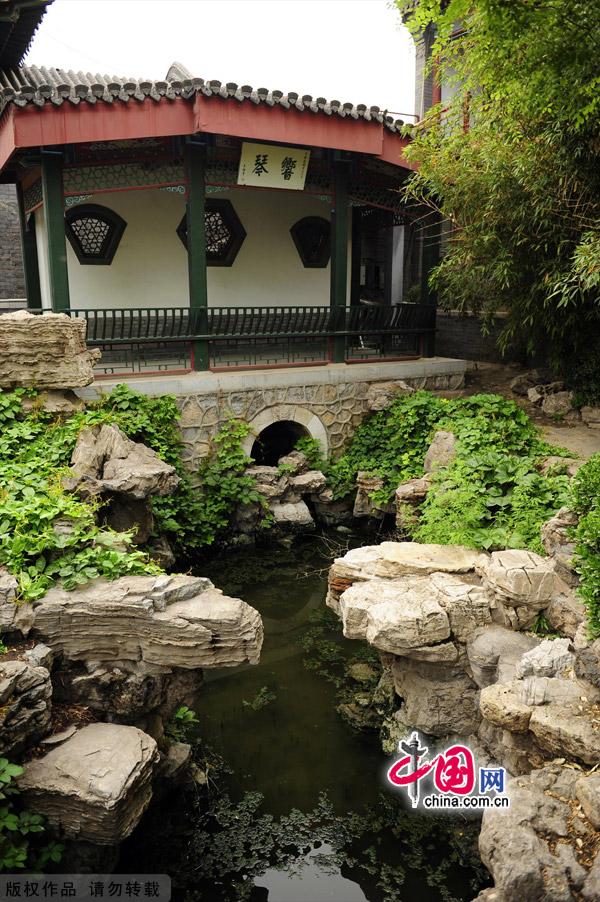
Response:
[30, 573, 264, 669]
[269, 500, 314, 529]
[339, 577, 451, 651]
[480, 550, 558, 608]
[290, 470, 327, 494]
[515, 638, 575, 679]
[17, 724, 159, 844]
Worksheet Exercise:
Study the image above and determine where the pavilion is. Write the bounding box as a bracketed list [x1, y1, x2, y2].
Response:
[0, 11, 440, 376]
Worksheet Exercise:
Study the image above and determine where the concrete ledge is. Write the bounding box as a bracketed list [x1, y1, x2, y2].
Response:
[77, 358, 467, 401]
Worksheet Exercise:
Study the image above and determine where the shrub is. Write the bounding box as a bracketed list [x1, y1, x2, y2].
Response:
[0, 386, 266, 601]
[328, 392, 569, 553]
[571, 454, 600, 637]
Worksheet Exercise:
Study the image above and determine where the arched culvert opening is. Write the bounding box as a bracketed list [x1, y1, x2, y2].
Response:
[251, 420, 309, 466]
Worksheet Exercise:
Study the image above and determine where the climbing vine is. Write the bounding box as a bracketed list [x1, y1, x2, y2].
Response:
[327, 392, 569, 553]
[0, 385, 264, 602]
[571, 454, 600, 637]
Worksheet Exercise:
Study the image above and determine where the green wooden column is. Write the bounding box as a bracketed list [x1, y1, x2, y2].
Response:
[185, 138, 209, 371]
[16, 181, 42, 310]
[420, 210, 441, 357]
[329, 157, 350, 363]
[41, 150, 70, 312]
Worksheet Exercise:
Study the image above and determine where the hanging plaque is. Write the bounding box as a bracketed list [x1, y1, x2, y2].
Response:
[237, 141, 310, 190]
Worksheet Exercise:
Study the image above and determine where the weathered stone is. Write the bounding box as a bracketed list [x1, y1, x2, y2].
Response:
[527, 381, 565, 406]
[394, 477, 431, 529]
[0, 659, 52, 756]
[540, 458, 583, 477]
[481, 550, 558, 608]
[24, 643, 54, 670]
[21, 390, 85, 415]
[148, 536, 176, 570]
[581, 406, 600, 429]
[18, 724, 158, 844]
[480, 681, 533, 732]
[67, 425, 179, 500]
[546, 588, 586, 637]
[276, 451, 308, 474]
[54, 659, 203, 721]
[290, 470, 327, 494]
[402, 640, 459, 663]
[423, 430, 457, 472]
[479, 765, 587, 902]
[366, 380, 414, 412]
[510, 371, 546, 396]
[515, 639, 575, 679]
[541, 391, 576, 417]
[541, 507, 579, 568]
[467, 626, 539, 689]
[339, 577, 451, 651]
[105, 497, 154, 544]
[0, 310, 100, 388]
[312, 497, 353, 527]
[575, 642, 600, 688]
[353, 472, 394, 519]
[391, 658, 480, 736]
[270, 500, 314, 529]
[394, 477, 431, 507]
[0, 568, 34, 635]
[529, 703, 600, 765]
[576, 774, 600, 831]
[30, 574, 263, 669]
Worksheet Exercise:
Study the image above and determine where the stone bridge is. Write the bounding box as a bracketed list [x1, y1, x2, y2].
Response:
[79, 358, 467, 473]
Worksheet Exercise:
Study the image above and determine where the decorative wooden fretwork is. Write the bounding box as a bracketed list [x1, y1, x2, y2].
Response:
[65, 204, 127, 265]
[177, 198, 246, 266]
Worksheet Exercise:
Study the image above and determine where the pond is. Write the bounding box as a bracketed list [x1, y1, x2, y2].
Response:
[120, 532, 489, 902]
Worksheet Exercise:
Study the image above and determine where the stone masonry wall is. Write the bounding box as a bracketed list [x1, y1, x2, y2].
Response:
[175, 370, 465, 475]
[0, 185, 25, 300]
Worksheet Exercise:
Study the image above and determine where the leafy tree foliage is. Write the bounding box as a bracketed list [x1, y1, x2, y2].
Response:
[398, 0, 600, 383]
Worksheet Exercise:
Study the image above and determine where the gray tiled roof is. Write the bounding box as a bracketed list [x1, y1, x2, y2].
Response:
[0, 61, 408, 133]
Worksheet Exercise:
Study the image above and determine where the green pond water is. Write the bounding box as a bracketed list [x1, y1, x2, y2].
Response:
[121, 533, 488, 902]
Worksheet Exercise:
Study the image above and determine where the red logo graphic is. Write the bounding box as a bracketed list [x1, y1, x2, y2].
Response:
[387, 732, 476, 807]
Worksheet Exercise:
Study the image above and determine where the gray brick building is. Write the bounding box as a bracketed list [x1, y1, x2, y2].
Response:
[0, 184, 25, 300]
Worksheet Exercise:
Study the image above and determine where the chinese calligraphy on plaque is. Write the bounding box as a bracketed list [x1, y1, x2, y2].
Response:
[237, 142, 310, 190]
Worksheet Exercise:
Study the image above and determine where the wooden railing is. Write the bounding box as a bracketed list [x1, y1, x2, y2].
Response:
[47, 303, 435, 374]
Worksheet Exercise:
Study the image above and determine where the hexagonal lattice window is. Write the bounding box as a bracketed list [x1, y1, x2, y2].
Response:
[65, 204, 127, 265]
[177, 199, 246, 266]
[290, 216, 330, 268]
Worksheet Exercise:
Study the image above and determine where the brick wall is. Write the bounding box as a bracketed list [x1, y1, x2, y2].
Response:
[0, 185, 25, 300]
[435, 311, 526, 363]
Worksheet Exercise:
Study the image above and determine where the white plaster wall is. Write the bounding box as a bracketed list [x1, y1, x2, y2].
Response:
[36, 187, 351, 310]
[34, 206, 52, 310]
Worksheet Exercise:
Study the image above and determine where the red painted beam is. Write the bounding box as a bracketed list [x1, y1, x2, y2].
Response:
[12, 98, 194, 151]
[0, 109, 17, 171]
[193, 94, 387, 157]
[0, 95, 412, 173]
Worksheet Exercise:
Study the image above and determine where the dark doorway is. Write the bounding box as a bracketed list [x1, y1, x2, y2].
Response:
[251, 420, 309, 466]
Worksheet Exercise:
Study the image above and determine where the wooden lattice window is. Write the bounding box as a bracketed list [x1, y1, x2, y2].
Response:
[65, 204, 127, 265]
[177, 199, 246, 266]
[290, 216, 331, 268]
